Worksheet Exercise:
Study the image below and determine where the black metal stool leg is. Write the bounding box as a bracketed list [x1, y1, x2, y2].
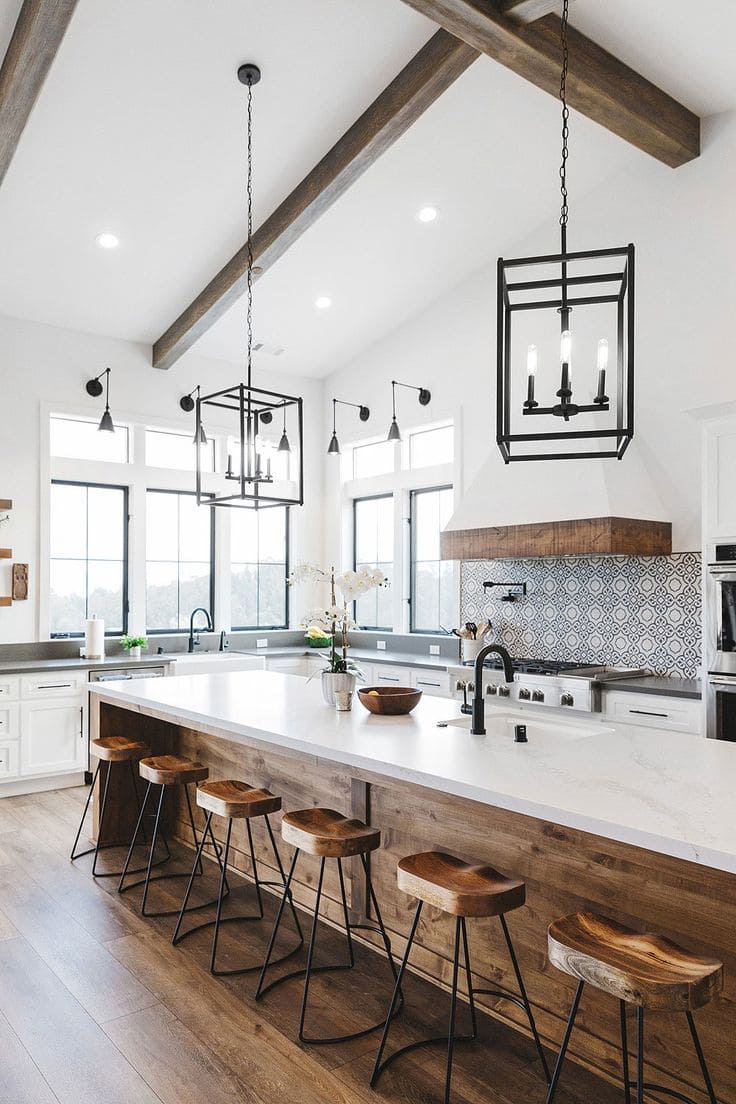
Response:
[443, 918, 463, 1104]
[140, 784, 167, 915]
[172, 810, 215, 944]
[127, 758, 148, 845]
[544, 980, 585, 1104]
[459, 918, 478, 1040]
[621, 1001, 632, 1104]
[255, 847, 300, 999]
[686, 1011, 718, 1104]
[636, 1007, 645, 1104]
[118, 780, 154, 891]
[264, 815, 304, 945]
[70, 761, 100, 861]
[298, 856, 327, 1043]
[499, 912, 551, 1083]
[245, 817, 263, 918]
[209, 816, 233, 972]
[371, 900, 423, 1087]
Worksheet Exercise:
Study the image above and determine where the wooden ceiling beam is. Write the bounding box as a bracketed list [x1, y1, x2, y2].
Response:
[0, 0, 79, 188]
[152, 30, 478, 371]
[499, 0, 566, 21]
[398, 0, 699, 167]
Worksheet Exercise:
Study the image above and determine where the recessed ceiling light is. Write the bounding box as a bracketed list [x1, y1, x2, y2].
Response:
[315, 296, 332, 310]
[96, 232, 120, 249]
[416, 206, 439, 223]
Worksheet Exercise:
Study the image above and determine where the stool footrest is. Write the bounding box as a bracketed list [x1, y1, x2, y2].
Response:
[641, 1083, 707, 1104]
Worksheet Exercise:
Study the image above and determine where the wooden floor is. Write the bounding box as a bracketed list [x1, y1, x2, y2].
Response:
[0, 786, 625, 1104]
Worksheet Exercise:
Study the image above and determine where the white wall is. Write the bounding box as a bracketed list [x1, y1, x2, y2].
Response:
[323, 111, 736, 557]
[0, 314, 325, 643]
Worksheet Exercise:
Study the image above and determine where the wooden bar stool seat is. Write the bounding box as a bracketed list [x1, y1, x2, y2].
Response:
[92, 735, 150, 762]
[70, 736, 151, 878]
[197, 779, 282, 819]
[372, 850, 550, 1104]
[398, 851, 526, 918]
[545, 912, 723, 1104]
[172, 780, 303, 977]
[256, 806, 401, 1047]
[281, 807, 380, 857]
[138, 754, 209, 787]
[118, 755, 225, 918]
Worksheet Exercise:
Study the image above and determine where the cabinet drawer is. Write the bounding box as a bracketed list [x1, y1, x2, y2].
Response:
[0, 741, 20, 781]
[411, 671, 450, 697]
[372, 665, 412, 686]
[0, 704, 19, 740]
[603, 691, 702, 734]
[0, 676, 20, 702]
[20, 673, 86, 699]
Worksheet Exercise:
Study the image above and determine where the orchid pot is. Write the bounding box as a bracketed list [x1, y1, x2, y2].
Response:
[321, 670, 357, 706]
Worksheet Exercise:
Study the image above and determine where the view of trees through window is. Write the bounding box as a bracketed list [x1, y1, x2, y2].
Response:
[410, 486, 454, 633]
[231, 507, 288, 628]
[353, 495, 393, 629]
[49, 481, 127, 636]
[145, 490, 213, 631]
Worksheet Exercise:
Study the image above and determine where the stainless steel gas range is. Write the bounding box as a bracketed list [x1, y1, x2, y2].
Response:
[447, 657, 647, 714]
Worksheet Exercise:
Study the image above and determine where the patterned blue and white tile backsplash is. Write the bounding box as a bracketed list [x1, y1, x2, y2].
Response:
[460, 553, 701, 678]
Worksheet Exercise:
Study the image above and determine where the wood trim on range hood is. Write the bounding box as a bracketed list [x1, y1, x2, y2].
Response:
[440, 517, 672, 560]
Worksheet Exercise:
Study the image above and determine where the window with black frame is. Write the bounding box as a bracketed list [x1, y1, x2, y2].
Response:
[145, 489, 214, 632]
[49, 480, 128, 637]
[410, 485, 453, 633]
[230, 507, 289, 629]
[353, 495, 393, 630]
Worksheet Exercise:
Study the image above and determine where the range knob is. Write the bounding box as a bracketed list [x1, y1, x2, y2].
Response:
[518, 687, 531, 700]
[455, 680, 467, 692]
[560, 692, 574, 707]
[532, 689, 545, 702]
[486, 684, 498, 695]
[498, 685, 511, 698]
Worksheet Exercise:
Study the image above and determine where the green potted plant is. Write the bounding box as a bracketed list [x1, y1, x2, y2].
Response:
[289, 563, 388, 705]
[120, 634, 147, 660]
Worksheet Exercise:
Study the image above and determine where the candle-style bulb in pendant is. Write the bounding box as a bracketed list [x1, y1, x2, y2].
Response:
[597, 338, 608, 373]
[560, 329, 572, 366]
[526, 344, 538, 376]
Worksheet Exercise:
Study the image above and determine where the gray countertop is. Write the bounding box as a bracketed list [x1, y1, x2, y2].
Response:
[239, 645, 454, 671]
[601, 676, 701, 700]
[0, 655, 174, 675]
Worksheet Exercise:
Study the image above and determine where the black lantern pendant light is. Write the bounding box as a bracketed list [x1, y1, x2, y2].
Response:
[496, 0, 634, 463]
[180, 386, 208, 445]
[386, 380, 431, 443]
[195, 64, 304, 510]
[85, 367, 114, 433]
[327, 398, 370, 456]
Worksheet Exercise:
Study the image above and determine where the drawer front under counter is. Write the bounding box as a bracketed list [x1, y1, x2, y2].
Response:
[0, 704, 19, 740]
[20, 672, 87, 699]
[603, 690, 702, 734]
[0, 740, 20, 780]
[0, 676, 20, 702]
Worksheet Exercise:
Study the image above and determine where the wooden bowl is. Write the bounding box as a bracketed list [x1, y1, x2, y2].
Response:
[357, 686, 422, 716]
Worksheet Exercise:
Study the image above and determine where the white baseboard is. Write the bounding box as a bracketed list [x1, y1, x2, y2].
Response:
[0, 772, 86, 798]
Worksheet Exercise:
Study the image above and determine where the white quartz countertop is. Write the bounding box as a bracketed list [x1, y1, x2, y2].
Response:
[90, 670, 736, 875]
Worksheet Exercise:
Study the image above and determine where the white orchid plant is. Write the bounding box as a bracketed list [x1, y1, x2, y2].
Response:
[289, 562, 388, 675]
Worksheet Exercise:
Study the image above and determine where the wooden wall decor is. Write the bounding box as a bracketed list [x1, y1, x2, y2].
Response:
[440, 517, 672, 560]
[0, 547, 11, 559]
[399, 0, 700, 167]
[12, 563, 28, 600]
[0, 499, 12, 510]
[152, 30, 478, 370]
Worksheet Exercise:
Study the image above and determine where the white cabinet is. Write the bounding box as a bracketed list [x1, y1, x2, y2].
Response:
[602, 691, 702, 735]
[411, 670, 451, 698]
[265, 655, 309, 676]
[19, 698, 87, 777]
[703, 418, 736, 539]
[0, 741, 19, 781]
[20, 672, 87, 698]
[0, 676, 20, 702]
[0, 704, 19, 740]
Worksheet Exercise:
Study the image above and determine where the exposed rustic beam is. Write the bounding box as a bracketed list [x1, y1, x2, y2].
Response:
[499, 0, 565, 21]
[399, 1, 699, 167]
[0, 0, 79, 188]
[153, 30, 478, 370]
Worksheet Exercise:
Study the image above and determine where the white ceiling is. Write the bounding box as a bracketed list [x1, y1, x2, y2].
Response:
[0, 0, 734, 378]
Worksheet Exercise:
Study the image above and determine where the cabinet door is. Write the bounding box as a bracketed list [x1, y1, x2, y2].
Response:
[704, 420, 736, 538]
[20, 698, 86, 776]
[0, 741, 20, 781]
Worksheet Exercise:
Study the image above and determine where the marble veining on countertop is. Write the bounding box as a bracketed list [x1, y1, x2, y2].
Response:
[90, 670, 735, 874]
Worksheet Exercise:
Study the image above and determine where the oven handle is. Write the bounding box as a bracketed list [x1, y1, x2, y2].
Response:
[708, 677, 736, 688]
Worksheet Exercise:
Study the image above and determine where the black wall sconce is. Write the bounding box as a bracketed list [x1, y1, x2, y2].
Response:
[387, 380, 431, 442]
[85, 367, 114, 433]
[327, 398, 370, 456]
[180, 385, 208, 445]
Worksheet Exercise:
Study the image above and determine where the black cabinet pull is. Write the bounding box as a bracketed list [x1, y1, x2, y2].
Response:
[629, 709, 668, 718]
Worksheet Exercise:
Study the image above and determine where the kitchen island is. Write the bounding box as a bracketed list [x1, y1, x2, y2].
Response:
[89, 671, 736, 1103]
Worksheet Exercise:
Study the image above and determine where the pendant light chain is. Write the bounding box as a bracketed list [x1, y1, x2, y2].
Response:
[558, 0, 570, 251]
[246, 75, 254, 387]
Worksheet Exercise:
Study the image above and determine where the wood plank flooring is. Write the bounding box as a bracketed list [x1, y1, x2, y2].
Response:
[0, 786, 624, 1104]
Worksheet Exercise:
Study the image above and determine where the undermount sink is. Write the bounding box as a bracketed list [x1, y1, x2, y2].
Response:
[440, 711, 603, 743]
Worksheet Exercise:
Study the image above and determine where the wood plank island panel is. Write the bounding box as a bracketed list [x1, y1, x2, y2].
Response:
[440, 516, 673, 560]
[91, 696, 735, 1104]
